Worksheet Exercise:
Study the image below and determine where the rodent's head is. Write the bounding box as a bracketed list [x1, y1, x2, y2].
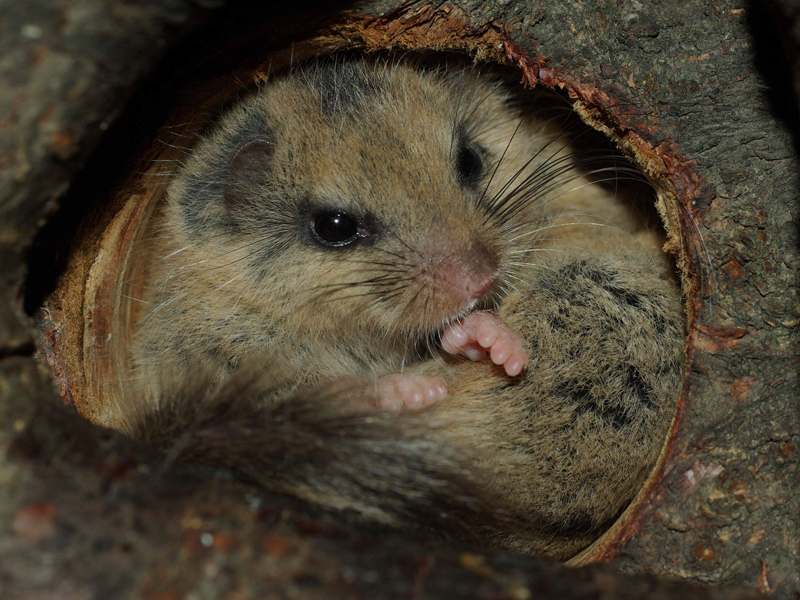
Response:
[167, 57, 549, 344]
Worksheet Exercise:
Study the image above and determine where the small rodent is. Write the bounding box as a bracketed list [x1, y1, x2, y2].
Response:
[123, 55, 684, 559]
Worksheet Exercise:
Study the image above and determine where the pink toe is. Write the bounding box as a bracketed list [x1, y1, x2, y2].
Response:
[409, 389, 424, 408]
[490, 343, 511, 365]
[464, 347, 487, 361]
[505, 357, 523, 377]
[381, 395, 402, 413]
[477, 328, 498, 348]
[428, 378, 448, 402]
[395, 377, 412, 395]
[442, 326, 467, 354]
[447, 324, 467, 343]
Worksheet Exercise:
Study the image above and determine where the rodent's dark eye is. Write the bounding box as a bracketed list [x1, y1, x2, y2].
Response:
[456, 142, 485, 187]
[311, 210, 361, 247]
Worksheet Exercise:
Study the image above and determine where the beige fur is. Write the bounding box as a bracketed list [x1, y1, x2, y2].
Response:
[124, 56, 683, 559]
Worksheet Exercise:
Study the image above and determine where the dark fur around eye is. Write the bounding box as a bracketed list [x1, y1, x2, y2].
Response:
[455, 140, 485, 187]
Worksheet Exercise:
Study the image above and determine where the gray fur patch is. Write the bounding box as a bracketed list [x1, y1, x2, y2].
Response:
[179, 108, 273, 237]
[301, 61, 385, 117]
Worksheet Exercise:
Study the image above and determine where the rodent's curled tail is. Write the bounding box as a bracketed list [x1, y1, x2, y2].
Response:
[122, 365, 516, 540]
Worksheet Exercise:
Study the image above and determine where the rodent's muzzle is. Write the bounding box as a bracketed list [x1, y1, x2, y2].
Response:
[423, 240, 498, 308]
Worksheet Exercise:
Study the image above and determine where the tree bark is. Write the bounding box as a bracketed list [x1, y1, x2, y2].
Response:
[1, 0, 797, 598]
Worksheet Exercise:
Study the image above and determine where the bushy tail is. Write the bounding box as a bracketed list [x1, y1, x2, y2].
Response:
[122, 366, 518, 540]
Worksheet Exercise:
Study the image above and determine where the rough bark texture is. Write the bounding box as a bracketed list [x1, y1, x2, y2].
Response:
[1, 0, 797, 598]
[0, 0, 218, 353]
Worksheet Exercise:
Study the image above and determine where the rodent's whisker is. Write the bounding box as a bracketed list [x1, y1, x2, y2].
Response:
[477, 103, 532, 212]
[491, 153, 621, 221]
[505, 220, 621, 244]
[368, 247, 415, 262]
[390, 232, 425, 260]
[137, 296, 178, 327]
[484, 148, 614, 225]
[498, 171, 648, 229]
[523, 221, 663, 282]
[156, 139, 193, 152]
[141, 172, 180, 178]
[307, 286, 408, 306]
[214, 272, 248, 291]
[306, 278, 404, 295]
[505, 247, 570, 257]
[161, 246, 190, 260]
[483, 146, 554, 220]
[337, 258, 414, 270]
[675, 199, 717, 309]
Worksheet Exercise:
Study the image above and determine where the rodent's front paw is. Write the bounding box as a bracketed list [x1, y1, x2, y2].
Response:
[372, 374, 448, 413]
[442, 311, 528, 376]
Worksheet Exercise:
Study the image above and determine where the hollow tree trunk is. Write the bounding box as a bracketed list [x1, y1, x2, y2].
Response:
[0, 1, 797, 598]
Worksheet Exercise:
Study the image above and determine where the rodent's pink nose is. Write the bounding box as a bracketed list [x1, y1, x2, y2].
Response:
[438, 241, 498, 304]
[464, 271, 496, 300]
[468, 240, 499, 297]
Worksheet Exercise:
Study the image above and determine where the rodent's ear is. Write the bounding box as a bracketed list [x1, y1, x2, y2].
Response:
[225, 138, 274, 210]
